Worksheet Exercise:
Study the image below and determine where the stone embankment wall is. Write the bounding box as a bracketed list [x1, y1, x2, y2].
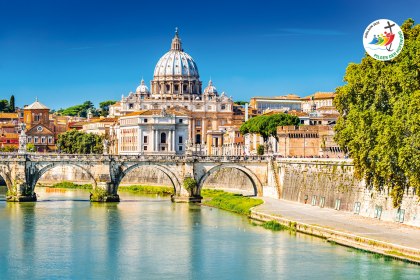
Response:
[201, 168, 254, 194]
[275, 159, 420, 227]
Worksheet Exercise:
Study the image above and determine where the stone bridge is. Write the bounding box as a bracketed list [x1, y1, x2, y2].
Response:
[0, 153, 274, 202]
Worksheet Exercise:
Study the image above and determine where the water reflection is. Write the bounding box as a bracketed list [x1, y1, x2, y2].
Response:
[0, 190, 418, 279]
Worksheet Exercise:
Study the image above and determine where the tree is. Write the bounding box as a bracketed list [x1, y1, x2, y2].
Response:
[57, 129, 103, 154]
[0, 100, 9, 112]
[334, 19, 420, 207]
[234, 101, 247, 106]
[57, 101, 96, 117]
[99, 100, 117, 116]
[9, 95, 15, 112]
[240, 113, 300, 142]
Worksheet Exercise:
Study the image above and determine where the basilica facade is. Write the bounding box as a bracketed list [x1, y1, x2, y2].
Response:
[110, 30, 244, 154]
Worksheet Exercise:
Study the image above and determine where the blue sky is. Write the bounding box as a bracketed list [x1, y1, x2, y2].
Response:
[0, 0, 419, 109]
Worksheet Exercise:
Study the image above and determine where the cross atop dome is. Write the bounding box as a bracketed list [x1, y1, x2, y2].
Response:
[171, 27, 182, 51]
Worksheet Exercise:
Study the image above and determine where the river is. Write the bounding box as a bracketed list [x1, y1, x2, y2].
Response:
[0, 187, 418, 279]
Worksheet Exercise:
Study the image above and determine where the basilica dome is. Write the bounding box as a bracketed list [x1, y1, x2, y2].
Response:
[203, 80, 218, 96]
[153, 29, 199, 79]
[151, 29, 202, 96]
[136, 79, 150, 94]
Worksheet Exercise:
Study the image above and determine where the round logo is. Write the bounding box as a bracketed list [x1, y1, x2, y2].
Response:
[363, 19, 404, 61]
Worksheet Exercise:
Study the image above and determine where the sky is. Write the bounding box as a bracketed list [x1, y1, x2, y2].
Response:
[0, 0, 419, 109]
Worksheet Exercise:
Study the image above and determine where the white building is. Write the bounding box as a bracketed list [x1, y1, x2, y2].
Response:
[117, 108, 188, 155]
[301, 92, 336, 113]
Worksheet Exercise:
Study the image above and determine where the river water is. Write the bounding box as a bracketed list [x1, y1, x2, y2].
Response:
[0, 188, 418, 279]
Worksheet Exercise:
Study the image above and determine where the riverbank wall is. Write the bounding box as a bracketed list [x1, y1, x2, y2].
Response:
[266, 159, 420, 227]
[249, 209, 420, 264]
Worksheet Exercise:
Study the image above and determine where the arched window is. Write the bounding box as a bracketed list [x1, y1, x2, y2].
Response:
[161, 132, 167, 144]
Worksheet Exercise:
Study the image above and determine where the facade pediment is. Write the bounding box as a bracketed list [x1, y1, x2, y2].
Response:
[26, 124, 54, 136]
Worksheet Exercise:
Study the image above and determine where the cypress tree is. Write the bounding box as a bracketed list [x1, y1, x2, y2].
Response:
[9, 95, 15, 112]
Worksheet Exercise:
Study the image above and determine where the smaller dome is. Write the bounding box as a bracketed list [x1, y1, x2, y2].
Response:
[136, 79, 150, 94]
[204, 80, 218, 96]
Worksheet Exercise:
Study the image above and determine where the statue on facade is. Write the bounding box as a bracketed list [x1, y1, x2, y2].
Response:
[161, 107, 167, 116]
[103, 139, 109, 155]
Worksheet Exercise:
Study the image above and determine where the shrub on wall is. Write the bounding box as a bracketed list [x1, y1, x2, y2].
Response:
[257, 144, 264, 155]
[183, 177, 197, 195]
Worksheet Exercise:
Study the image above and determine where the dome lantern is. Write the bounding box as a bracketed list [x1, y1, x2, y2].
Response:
[171, 27, 182, 51]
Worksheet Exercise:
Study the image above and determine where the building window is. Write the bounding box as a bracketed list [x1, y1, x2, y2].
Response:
[41, 137, 46, 143]
[34, 114, 41, 122]
[48, 137, 53, 144]
[179, 146, 183, 151]
[144, 135, 148, 144]
[179, 119, 183, 123]
[196, 120, 201, 127]
[221, 104, 226, 110]
[143, 146, 147, 151]
[34, 137, 39, 143]
[179, 136, 183, 144]
[27, 137, 32, 143]
[195, 134, 201, 144]
[144, 118, 148, 123]
[129, 103, 134, 109]
[161, 132, 167, 144]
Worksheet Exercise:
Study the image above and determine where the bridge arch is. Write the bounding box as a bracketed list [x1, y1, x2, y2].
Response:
[197, 164, 263, 196]
[116, 162, 183, 195]
[0, 171, 12, 192]
[31, 162, 97, 191]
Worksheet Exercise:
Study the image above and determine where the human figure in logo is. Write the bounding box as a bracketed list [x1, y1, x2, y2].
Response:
[376, 34, 384, 45]
[369, 35, 378, 45]
[383, 31, 395, 46]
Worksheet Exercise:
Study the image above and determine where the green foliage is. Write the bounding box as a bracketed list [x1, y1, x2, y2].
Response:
[257, 144, 265, 155]
[99, 100, 117, 116]
[9, 95, 15, 112]
[119, 185, 174, 195]
[57, 101, 96, 117]
[239, 113, 300, 142]
[234, 101, 247, 106]
[47, 181, 93, 190]
[334, 19, 420, 207]
[57, 129, 103, 154]
[0, 99, 9, 112]
[183, 177, 197, 194]
[201, 189, 263, 215]
[0, 95, 15, 112]
[90, 188, 108, 202]
[261, 220, 290, 231]
[0, 146, 17, 152]
[26, 143, 36, 152]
